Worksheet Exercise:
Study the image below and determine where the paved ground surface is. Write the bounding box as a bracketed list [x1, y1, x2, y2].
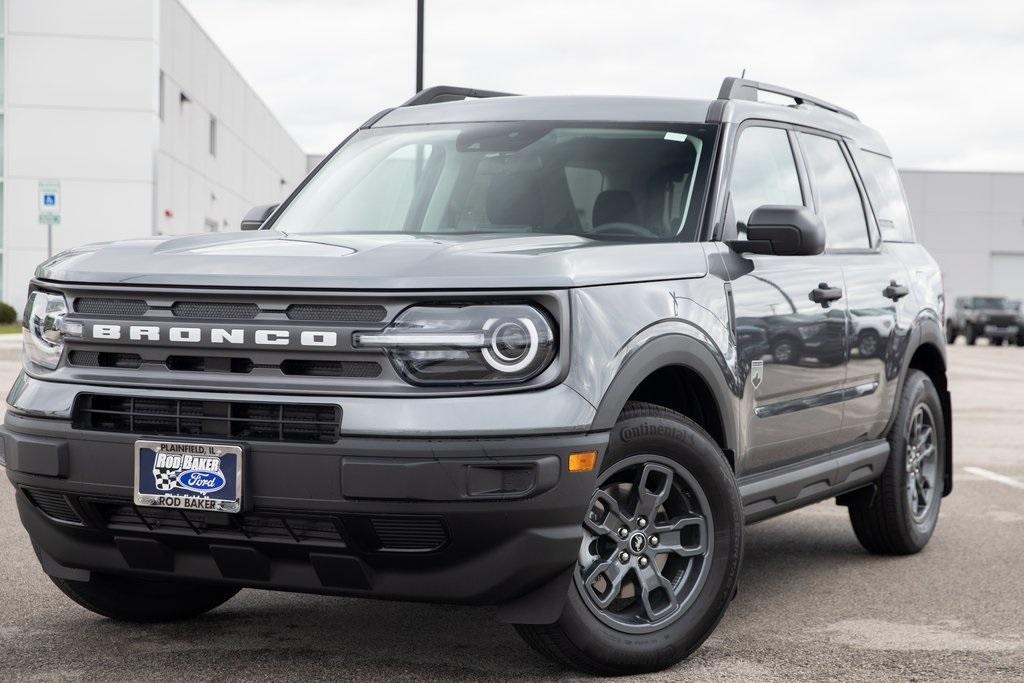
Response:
[0, 341, 1021, 681]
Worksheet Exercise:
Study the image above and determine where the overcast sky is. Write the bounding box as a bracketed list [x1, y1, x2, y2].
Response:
[181, 0, 1023, 171]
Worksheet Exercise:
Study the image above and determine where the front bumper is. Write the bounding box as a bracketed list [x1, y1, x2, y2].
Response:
[3, 402, 607, 608]
[982, 324, 1019, 339]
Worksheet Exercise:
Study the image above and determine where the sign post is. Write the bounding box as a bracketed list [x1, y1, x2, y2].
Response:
[38, 180, 62, 258]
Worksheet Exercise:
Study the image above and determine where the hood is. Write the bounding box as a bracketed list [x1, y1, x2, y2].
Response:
[37, 231, 708, 290]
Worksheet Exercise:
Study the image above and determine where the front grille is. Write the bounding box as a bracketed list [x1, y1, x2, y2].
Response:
[171, 301, 260, 319]
[99, 503, 347, 546]
[68, 350, 143, 369]
[73, 394, 341, 443]
[988, 314, 1017, 326]
[286, 303, 387, 322]
[280, 359, 382, 378]
[370, 516, 449, 551]
[23, 488, 84, 525]
[74, 297, 148, 317]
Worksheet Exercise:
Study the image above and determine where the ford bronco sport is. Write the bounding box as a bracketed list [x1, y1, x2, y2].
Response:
[3, 79, 951, 675]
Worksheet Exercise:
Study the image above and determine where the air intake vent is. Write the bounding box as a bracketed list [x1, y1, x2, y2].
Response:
[369, 516, 448, 552]
[74, 298, 148, 317]
[73, 395, 341, 443]
[23, 488, 84, 525]
[99, 503, 347, 546]
[68, 350, 143, 369]
[280, 359, 382, 378]
[286, 304, 388, 323]
[172, 301, 260, 319]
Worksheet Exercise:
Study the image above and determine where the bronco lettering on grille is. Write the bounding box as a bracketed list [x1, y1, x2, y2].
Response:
[90, 324, 341, 347]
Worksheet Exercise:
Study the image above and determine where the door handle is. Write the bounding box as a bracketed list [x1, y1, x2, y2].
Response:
[809, 282, 843, 308]
[883, 280, 909, 301]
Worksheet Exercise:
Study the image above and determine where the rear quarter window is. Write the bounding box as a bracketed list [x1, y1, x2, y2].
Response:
[855, 150, 915, 243]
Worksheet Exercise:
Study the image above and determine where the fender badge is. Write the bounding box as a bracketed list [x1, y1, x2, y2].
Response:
[750, 360, 764, 389]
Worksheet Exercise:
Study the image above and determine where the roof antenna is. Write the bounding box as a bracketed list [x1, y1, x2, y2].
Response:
[740, 68, 747, 79]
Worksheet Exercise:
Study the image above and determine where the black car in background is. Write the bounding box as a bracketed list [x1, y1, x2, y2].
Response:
[947, 296, 1022, 345]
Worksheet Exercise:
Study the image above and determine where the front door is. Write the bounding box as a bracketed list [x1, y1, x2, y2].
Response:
[723, 125, 850, 474]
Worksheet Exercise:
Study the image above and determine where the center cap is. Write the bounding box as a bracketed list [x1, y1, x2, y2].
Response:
[628, 531, 647, 554]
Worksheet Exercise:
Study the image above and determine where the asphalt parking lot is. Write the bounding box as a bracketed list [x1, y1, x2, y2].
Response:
[0, 342, 1021, 681]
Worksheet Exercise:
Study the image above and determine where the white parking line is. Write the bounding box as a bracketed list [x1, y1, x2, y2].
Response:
[963, 467, 1024, 491]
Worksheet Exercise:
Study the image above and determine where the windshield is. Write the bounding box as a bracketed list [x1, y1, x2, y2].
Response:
[272, 122, 717, 242]
[972, 297, 1012, 310]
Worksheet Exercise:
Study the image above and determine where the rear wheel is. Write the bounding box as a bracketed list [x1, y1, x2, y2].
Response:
[516, 402, 742, 675]
[965, 324, 978, 345]
[945, 324, 958, 345]
[51, 573, 239, 622]
[848, 370, 945, 554]
[992, 338, 1004, 346]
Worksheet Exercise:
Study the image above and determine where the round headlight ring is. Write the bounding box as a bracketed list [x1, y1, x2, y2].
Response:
[481, 317, 540, 373]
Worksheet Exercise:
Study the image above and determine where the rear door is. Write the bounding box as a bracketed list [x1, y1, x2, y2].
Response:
[796, 134, 908, 444]
[725, 125, 850, 474]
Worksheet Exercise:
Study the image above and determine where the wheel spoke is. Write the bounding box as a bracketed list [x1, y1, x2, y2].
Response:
[652, 514, 708, 557]
[637, 563, 678, 621]
[632, 463, 674, 521]
[915, 475, 929, 508]
[915, 425, 933, 451]
[583, 490, 629, 540]
[582, 557, 629, 609]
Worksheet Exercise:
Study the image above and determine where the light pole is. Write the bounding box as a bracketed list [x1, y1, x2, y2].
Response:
[416, 0, 424, 93]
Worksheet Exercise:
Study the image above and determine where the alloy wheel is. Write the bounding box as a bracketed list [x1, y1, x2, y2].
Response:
[575, 455, 713, 634]
[905, 403, 939, 523]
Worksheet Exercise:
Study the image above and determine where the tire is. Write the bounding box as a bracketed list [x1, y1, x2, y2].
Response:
[945, 324, 957, 345]
[965, 324, 978, 345]
[847, 370, 945, 555]
[770, 337, 799, 364]
[51, 573, 239, 622]
[858, 331, 881, 358]
[992, 338, 1004, 347]
[516, 402, 743, 675]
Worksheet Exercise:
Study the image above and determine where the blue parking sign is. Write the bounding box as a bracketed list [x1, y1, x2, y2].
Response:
[43, 194, 56, 206]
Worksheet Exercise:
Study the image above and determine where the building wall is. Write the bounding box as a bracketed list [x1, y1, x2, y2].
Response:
[2, 0, 161, 314]
[901, 170, 1024, 303]
[0, 0, 307, 315]
[155, 0, 305, 236]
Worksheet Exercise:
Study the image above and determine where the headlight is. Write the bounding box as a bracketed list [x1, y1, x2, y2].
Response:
[353, 304, 556, 385]
[23, 291, 70, 369]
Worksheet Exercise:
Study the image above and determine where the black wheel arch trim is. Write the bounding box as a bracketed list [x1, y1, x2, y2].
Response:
[886, 312, 952, 496]
[589, 334, 739, 456]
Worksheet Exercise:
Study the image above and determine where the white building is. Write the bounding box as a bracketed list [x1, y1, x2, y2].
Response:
[0, 0, 307, 313]
[901, 170, 1024, 303]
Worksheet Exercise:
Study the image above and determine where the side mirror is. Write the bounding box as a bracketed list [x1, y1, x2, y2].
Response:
[241, 204, 278, 231]
[728, 205, 825, 256]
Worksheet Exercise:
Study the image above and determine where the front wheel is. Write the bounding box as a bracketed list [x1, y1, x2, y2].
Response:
[516, 402, 742, 675]
[847, 370, 945, 554]
[965, 324, 978, 345]
[51, 573, 239, 622]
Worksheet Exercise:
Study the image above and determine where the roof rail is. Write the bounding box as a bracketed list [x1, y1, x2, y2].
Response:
[718, 77, 858, 121]
[401, 86, 519, 107]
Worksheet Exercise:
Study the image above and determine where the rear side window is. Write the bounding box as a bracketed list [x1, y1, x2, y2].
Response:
[855, 150, 915, 242]
[799, 133, 870, 250]
[728, 127, 804, 238]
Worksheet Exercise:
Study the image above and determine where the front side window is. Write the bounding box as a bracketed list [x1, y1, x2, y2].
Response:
[272, 122, 716, 242]
[855, 149, 914, 242]
[799, 133, 870, 250]
[728, 126, 804, 238]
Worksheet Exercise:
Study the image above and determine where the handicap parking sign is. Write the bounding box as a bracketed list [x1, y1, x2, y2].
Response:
[38, 180, 61, 224]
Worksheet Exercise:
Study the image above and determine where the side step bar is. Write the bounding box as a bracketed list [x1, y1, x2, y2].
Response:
[737, 440, 890, 524]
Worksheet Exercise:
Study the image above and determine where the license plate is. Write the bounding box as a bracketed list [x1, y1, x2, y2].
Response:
[134, 440, 243, 513]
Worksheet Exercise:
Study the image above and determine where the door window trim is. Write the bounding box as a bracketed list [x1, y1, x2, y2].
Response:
[716, 118, 811, 243]
[791, 128, 882, 255]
